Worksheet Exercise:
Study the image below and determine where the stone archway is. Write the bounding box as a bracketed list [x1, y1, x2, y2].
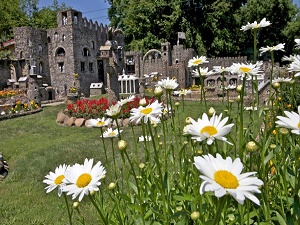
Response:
[142, 49, 162, 76]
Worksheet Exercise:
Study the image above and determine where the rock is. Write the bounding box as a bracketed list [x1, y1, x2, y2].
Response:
[75, 118, 85, 127]
[66, 117, 76, 126]
[85, 119, 91, 127]
[63, 115, 70, 125]
[56, 111, 66, 123]
[122, 118, 130, 127]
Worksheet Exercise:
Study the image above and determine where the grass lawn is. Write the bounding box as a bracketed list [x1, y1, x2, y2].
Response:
[0, 98, 226, 224]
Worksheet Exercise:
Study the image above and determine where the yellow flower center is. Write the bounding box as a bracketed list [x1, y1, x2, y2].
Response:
[200, 126, 217, 136]
[141, 107, 152, 115]
[298, 122, 300, 128]
[54, 175, 64, 185]
[214, 170, 239, 189]
[194, 59, 202, 65]
[76, 173, 92, 188]
[239, 67, 251, 73]
[109, 132, 115, 136]
[97, 121, 105, 126]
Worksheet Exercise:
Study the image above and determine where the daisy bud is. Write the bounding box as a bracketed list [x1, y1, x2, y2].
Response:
[190, 211, 200, 220]
[108, 182, 116, 190]
[279, 127, 289, 135]
[118, 140, 127, 151]
[270, 144, 277, 149]
[246, 141, 258, 152]
[73, 202, 79, 209]
[208, 107, 215, 116]
[176, 206, 183, 211]
[277, 97, 282, 101]
[139, 98, 147, 106]
[185, 117, 192, 125]
[287, 104, 292, 108]
[159, 142, 163, 146]
[175, 102, 180, 106]
[272, 129, 277, 135]
[90, 190, 95, 196]
[154, 86, 163, 97]
[229, 100, 234, 103]
[197, 150, 203, 155]
[236, 85, 243, 93]
[236, 95, 241, 102]
[139, 163, 145, 169]
[289, 80, 295, 84]
[183, 141, 188, 145]
[273, 82, 280, 89]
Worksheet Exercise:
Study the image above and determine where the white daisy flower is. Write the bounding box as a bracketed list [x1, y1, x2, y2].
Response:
[154, 86, 164, 97]
[117, 95, 135, 106]
[282, 54, 299, 62]
[244, 106, 258, 111]
[288, 56, 300, 77]
[275, 106, 300, 135]
[102, 128, 122, 138]
[194, 153, 263, 205]
[106, 104, 121, 117]
[212, 66, 230, 74]
[272, 77, 292, 84]
[295, 39, 300, 49]
[241, 18, 271, 31]
[259, 43, 285, 55]
[43, 164, 68, 196]
[228, 62, 262, 79]
[157, 77, 179, 90]
[188, 56, 209, 67]
[173, 89, 192, 96]
[192, 67, 214, 77]
[88, 117, 112, 128]
[129, 100, 163, 124]
[185, 113, 234, 145]
[138, 135, 152, 142]
[62, 158, 106, 202]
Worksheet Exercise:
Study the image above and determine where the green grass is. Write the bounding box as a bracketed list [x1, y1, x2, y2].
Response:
[1, 98, 227, 224]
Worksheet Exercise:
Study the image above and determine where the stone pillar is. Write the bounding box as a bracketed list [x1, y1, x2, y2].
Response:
[106, 58, 120, 104]
[27, 74, 41, 107]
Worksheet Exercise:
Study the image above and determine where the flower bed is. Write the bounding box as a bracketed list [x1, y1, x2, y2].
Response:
[65, 96, 157, 119]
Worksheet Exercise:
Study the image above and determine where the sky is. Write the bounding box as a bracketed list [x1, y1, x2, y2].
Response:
[38, 0, 110, 25]
[38, 0, 300, 26]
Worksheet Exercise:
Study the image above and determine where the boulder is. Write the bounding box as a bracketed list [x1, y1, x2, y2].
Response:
[75, 118, 85, 127]
[66, 117, 76, 126]
[56, 111, 66, 123]
[122, 118, 130, 127]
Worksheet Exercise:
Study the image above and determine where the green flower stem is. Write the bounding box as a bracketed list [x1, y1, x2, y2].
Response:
[221, 71, 226, 110]
[212, 196, 227, 225]
[100, 127, 108, 162]
[253, 29, 257, 64]
[89, 194, 107, 224]
[63, 192, 73, 225]
[268, 51, 275, 108]
[239, 78, 247, 160]
[114, 118, 122, 140]
[74, 206, 85, 225]
[110, 138, 118, 179]
[147, 120, 168, 223]
[130, 124, 139, 164]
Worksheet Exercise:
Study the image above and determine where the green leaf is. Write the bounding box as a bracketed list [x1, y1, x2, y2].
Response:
[274, 211, 287, 225]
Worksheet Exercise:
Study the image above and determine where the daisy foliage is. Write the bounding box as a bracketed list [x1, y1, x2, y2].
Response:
[194, 153, 263, 205]
[185, 113, 234, 145]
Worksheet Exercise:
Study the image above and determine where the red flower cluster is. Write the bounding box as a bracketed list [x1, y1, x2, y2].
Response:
[66, 96, 157, 119]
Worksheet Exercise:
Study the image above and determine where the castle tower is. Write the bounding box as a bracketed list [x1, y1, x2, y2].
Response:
[161, 42, 172, 66]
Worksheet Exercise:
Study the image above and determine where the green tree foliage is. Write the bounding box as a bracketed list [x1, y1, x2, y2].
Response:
[239, 0, 298, 61]
[107, 0, 299, 58]
[0, 0, 67, 42]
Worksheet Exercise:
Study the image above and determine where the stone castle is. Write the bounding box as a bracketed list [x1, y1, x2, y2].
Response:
[0, 9, 284, 103]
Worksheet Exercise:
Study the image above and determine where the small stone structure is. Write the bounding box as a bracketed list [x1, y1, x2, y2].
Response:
[0, 153, 9, 181]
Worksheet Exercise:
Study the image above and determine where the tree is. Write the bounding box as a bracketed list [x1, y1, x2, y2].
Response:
[107, 0, 299, 58]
